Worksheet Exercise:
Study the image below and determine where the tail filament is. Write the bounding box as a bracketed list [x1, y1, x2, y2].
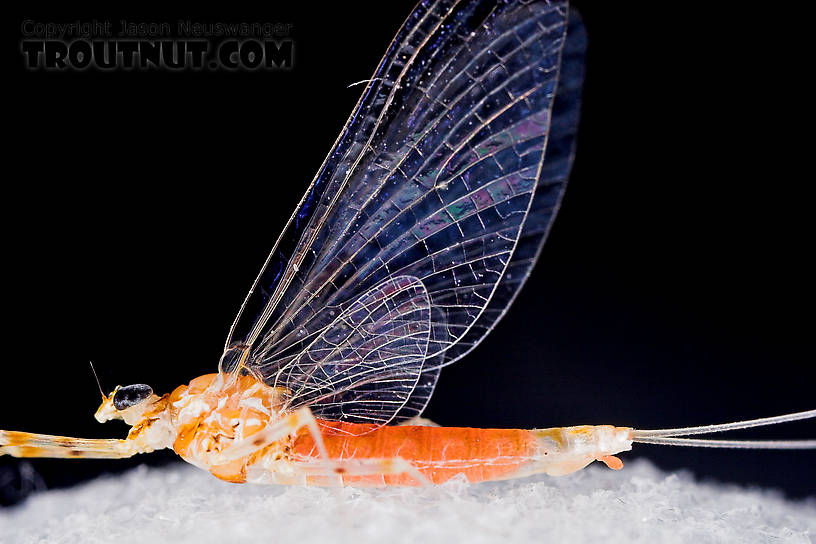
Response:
[631, 409, 816, 449]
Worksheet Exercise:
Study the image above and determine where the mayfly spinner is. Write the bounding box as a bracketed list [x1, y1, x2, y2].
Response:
[3, 0, 814, 487]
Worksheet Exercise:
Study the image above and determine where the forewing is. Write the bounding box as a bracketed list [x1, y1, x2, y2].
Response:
[224, 0, 574, 426]
[416, 6, 586, 373]
[390, 9, 585, 423]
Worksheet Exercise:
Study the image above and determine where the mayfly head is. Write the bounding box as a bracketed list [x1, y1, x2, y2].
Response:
[94, 384, 158, 425]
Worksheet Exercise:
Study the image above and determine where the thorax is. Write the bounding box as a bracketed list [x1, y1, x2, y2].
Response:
[167, 373, 288, 473]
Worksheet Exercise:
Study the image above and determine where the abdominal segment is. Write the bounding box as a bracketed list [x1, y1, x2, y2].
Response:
[291, 421, 541, 486]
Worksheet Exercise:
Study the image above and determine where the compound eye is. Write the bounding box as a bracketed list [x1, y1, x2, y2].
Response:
[113, 384, 153, 410]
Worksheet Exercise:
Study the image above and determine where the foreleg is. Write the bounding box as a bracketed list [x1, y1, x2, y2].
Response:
[1, 430, 140, 459]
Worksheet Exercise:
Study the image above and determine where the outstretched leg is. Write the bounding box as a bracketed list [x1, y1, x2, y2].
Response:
[296, 456, 432, 487]
[1, 430, 141, 459]
[212, 406, 331, 465]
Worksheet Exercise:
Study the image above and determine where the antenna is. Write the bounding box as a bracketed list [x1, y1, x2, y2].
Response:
[89, 361, 106, 399]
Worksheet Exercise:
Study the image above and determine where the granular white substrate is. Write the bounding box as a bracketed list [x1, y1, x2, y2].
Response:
[1, 459, 814, 544]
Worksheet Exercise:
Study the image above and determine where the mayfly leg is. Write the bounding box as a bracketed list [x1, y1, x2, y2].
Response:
[213, 406, 332, 466]
[0, 430, 138, 459]
[298, 457, 432, 487]
[342, 458, 432, 486]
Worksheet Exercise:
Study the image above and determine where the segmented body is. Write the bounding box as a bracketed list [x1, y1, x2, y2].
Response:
[164, 374, 631, 486]
[292, 423, 539, 486]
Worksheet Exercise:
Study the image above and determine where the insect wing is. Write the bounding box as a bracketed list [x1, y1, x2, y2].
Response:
[278, 276, 431, 430]
[420, 7, 586, 373]
[224, 0, 575, 427]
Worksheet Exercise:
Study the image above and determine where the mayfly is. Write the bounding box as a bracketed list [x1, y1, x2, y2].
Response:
[2, 0, 814, 487]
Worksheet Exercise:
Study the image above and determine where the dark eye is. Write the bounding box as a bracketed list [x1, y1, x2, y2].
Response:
[113, 384, 153, 410]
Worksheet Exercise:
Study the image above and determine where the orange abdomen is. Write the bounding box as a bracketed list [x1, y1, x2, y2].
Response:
[293, 421, 539, 485]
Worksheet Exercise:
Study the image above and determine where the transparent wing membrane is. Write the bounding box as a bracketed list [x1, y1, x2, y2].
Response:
[223, 0, 583, 428]
[421, 7, 586, 371]
[274, 276, 431, 431]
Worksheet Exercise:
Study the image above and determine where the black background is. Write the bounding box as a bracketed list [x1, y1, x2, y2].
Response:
[2, 1, 814, 505]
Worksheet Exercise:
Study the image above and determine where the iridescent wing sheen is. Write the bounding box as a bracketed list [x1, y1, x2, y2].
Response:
[392, 8, 586, 423]
[222, 0, 580, 428]
[415, 6, 586, 371]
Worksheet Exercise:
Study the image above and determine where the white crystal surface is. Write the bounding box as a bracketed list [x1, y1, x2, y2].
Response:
[1, 460, 814, 544]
